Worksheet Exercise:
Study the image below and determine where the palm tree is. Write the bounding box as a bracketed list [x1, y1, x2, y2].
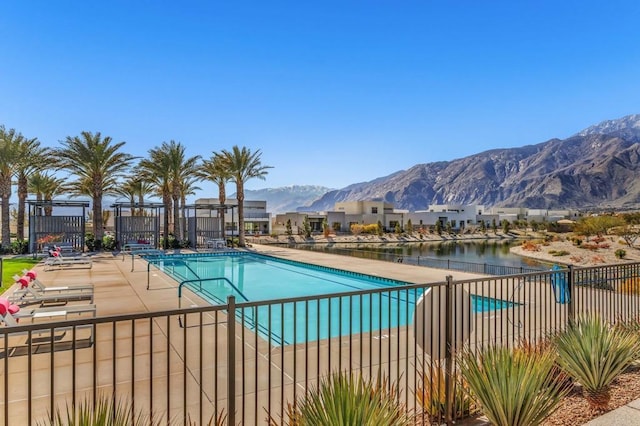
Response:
[167, 142, 200, 241]
[139, 144, 174, 249]
[197, 153, 231, 238]
[15, 137, 51, 240]
[0, 126, 25, 247]
[55, 131, 134, 247]
[179, 174, 201, 243]
[116, 176, 154, 216]
[28, 172, 67, 216]
[219, 146, 271, 247]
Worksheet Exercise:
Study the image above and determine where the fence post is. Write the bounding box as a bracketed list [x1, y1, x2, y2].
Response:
[567, 265, 575, 325]
[444, 275, 454, 425]
[227, 295, 236, 425]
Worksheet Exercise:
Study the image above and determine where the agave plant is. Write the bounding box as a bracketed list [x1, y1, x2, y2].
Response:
[271, 372, 414, 426]
[555, 315, 640, 411]
[459, 345, 569, 426]
[39, 394, 160, 426]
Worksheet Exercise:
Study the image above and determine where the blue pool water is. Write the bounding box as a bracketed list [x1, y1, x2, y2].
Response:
[154, 253, 516, 345]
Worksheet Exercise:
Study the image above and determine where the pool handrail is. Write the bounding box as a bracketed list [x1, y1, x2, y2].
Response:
[178, 277, 250, 308]
[147, 257, 202, 289]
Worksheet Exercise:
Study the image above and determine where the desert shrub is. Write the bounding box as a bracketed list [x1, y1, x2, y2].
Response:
[272, 372, 415, 425]
[362, 224, 379, 234]
[350, 224, 363, 235]
[573, 238, 583, 246]
[521, 241, 540, 251]
[548, 250, 569, 256]
[591, 255, 606, 263]
[581, 243, 600, 251]
[619, 277, 640, 295]
[570, 255, 584, 263]
[615, 249, 626, 259]
[416, 360, 475, 421]
[555, 315, 640, 411]
[459, 345, 569, 426]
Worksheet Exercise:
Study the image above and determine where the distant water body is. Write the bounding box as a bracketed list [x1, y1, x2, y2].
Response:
[287, 240, 549, 270]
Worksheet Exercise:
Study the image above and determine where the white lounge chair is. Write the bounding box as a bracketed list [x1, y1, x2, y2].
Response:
[0, 297, 96, 327]
[8, 276, 94, 306]
[20, 270, 94, 293]
[44, 252, 92, 271]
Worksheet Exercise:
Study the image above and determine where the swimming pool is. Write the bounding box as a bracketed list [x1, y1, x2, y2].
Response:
[153, 252, 517, 344]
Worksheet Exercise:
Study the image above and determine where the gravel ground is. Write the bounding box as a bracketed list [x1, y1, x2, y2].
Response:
[543, 366, 640, 425]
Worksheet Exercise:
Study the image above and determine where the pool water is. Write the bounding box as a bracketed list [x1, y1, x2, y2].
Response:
[156, 253, 516, 345]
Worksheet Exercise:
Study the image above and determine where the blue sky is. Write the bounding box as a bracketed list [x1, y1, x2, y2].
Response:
[1, 1, 639, 198]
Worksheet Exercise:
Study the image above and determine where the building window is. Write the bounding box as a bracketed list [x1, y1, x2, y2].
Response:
[371, 207, 378, 214]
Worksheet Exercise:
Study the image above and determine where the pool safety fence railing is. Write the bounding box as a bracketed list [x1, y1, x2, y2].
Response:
[2, 262, 640, 425]
[289, 244, 546, 275]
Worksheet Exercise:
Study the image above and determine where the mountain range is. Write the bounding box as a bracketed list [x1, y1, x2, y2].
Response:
[279, 114, 640, 212]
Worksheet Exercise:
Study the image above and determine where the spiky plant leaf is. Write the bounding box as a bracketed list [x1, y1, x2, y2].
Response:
[555, 315, 640, 410]
[459, 345, 569, 426]
[39, 393, 163, 426]
[275, 372, 414, 426]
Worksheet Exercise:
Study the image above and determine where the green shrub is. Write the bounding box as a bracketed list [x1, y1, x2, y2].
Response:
[273, 372, 414, 425]
[85, 233, 95, 251]
[615, 249, 626, 259]
[102, 235, 117, 251]
[459, 345, 569, 426]
[11, 239, 29, 255]
[555, 315, 640, 410]
[548, 250, 569, 256]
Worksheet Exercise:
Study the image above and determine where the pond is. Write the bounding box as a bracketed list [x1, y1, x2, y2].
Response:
[285, 240, 550, 274]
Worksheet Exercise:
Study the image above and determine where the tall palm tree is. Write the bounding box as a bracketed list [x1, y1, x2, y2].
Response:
[167, 142, 201, 241]
[28, 172, 67, 216]
[116, 176, 154, 216]
[219, 146, 271, 247]
[0, 126, 25, 247]
[139, 144, 173, 249]
[55, 131, 134, 247]
[197, 153, 231, 238]
[15, 137, 52, 240]
[179, 174, 201, 243]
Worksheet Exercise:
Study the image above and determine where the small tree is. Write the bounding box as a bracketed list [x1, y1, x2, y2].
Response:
[491, 218, 497, 234]
[302, 215, 311, 238]
[445, 221, 453, 235]
[479, 220, 486, 233]
[405, 219, 412, 234]
[394, 222, 402, 234]
[530, 219, 539, 232]
[502, 219, 510, 234]
[435, 221, 442, 236]
[285, 219, 293, 237]
[377, 220, 384, 236]
[322, 218, 330, 238]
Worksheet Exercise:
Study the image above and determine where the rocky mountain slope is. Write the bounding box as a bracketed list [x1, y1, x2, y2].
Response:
[303, 114, 640, 211]
[239, 185, 333, 213]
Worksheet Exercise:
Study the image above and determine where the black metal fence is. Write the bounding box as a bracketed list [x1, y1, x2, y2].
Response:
[2, 262, 640, 425]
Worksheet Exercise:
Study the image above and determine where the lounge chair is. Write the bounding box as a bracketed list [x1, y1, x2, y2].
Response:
[20, 270, 94, 293]
[8, 276, 94, 306]
[0, 297, 96, 327]
[44, 252, 92, 271]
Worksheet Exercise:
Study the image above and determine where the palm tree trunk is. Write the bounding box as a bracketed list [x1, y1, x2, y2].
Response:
[173, 194, 180, 241]
[163, 192, 171, 249]
[218, 182, 226, 239]
[237, 182, 245, 247]
[93, 195, 103, 250]
[0, 175, 12, 248]
[17, 175, 27, 241]
[180, 195, 187, 245]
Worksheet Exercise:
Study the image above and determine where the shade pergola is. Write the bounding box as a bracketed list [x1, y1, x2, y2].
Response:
[28, 200, 90, 253]
[184, 202, 237, 248]
[111, 202, 165, 249]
